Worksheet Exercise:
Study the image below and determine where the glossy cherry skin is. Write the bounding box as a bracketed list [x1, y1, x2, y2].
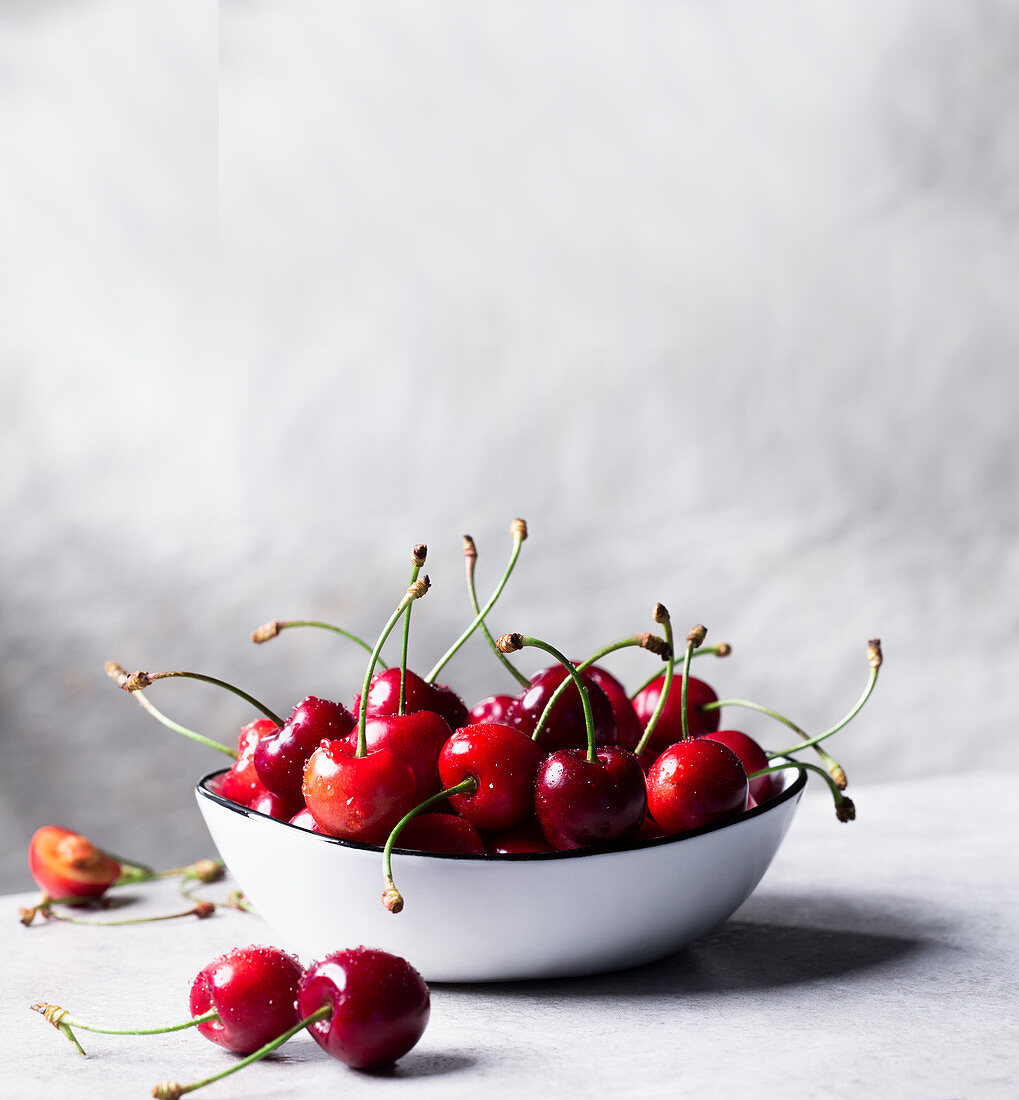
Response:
[700, 729, 780, 804]
[255, 696, 356, 807]
[583, 664, 643, 751]
[357, 668, 469, 732]
[468, 694, 515, 724]
[289, 807, 325, 833]
[346, 710, 451, 801]
[646, 738, 748, 835]
[28, 826, 121, 900]
[396, 812, 485, 855]
[503, 665, 618, 753]
[632, 674, 721, 767]
[485, 820, 553, 855]
[437, 722, 545, 832]
[297, 947, 430, 1069]
[248, 788, 303, 821]
[220, 718, 279, 807]
[189, 945, 303, 1054]
[534, 746, 647, 851]
[302, 740, 416, 845]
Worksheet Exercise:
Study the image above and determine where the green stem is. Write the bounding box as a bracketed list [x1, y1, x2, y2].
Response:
[251, 620, 383, 664]
[400, 546, 427, 715]
[129, 671, 284, 729]
[425, 519, 527, 684]
[32, 1003, 217, 1048]
[381, 777, 478, 912]
[151, 1004, 333, 1099]
[463, 535, 530, 689]
[679, 626, 706, 742]
[43, 902, 214, 926]
[749, 759, 855, 821]
[634, 610, 676, 756]
[629, 644, 731, 699]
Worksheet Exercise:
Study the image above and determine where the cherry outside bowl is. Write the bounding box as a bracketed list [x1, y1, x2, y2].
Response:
[196, 766, 806, 983]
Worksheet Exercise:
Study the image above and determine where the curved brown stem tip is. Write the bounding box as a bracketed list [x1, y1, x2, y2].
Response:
[123, 671, 152, 692]
[716, 642, 732, 657]
[653, 602, 670, 624]
[251, 620, 281, 643]
[497, 632, 525, 654]
[639, 632, 672, 659]
[191, 860, 224, 883]
[152, 1082, 184, 1100]
[382, 887, 404, 914]
[829, 765, 848, 790]
[193, 901, 216, 919]
[30, 1002, 68, 1028]
[686, 624, 707, 648]
[105, 661, 129, 685]
[407, 576, 431, 600]
[836, 796, 856, 823]
[510, 518, 528, 541]
[412, 544, 428, 568]
[462, 535, 477, 559]
[868, 639, 883, 669]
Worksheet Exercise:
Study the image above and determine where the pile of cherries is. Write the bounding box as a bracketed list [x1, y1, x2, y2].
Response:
[108, 521, 879, 912]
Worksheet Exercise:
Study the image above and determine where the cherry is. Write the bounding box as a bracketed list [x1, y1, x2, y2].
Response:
[633, 673, 720, 765]
[503, 664, 618, 752]
[645, 738, 748, 835]
[219, 719, 278, 806]
[248, 787, 303, 822]
[357, 667, 469, 732]
[583, 664, 642, 751]
[189, 945, 303, 1054]
[288, 807, 325, 833]
[700, 729, 780, 804]
[254, 695, 355, 806]
[348, 709, 452, 801]
[297, 947, 430, 1069]
[396, 812, 485, 854]
[28, 826, 121, 902]
[468, 694, 515, 724]
[485, 820, 553, 855]
[437, 722, 544, 832]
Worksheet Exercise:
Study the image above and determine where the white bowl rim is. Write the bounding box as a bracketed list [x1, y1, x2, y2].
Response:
[196, 762, 808, 862]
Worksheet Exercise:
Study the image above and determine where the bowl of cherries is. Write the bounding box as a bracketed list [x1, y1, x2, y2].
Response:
[111, 522, 879, 982]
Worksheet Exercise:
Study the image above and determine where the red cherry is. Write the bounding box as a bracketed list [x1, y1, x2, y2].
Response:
[700, 729, 780, 804]
[254, 696, 355, 807]
[534, 746, 647, 851]
[220, 719, 278, 806]
[646, 738, 748, 834]
[437, 722, 544, 832]
[348, 710, 452, 801]
[288, 807, 325, 833]
[583, 664, 642, 751]
[503, 665, 618, 752]
[468, 694, 515, 724]
[302, 740, 416, 845]
[633, 673, 720, 766]
[189, 945, 303, 1054]
[485, 820, 553, 855]
[396, 812, 485, 854]
[357, 668, 469, 731]
[248, 787, 302, 821]
[28, 826, 121, 900]
[297, 947, 430, 1069]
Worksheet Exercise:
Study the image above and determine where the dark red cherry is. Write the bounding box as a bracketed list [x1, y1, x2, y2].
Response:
[485, 820, 553, 855]
[302, 740, 416, 845]
[347, 710, 451, 801]
[646, 738, 748, 835]
[288, 807, 324, 833]
[468, 694, 515, 724]
[357, 668, 469, 731]
[503, 665, 618, 752]
[583, 665, 642, 751]
[534, 746, 647, 851]
[248, 787, 302, 821]
[633, 674, 720, 766]
[700, 729, 779, 804]
[189, 945, 303, 1054]
[297, 947, 430, 1069]
[437, 722, 544, 832]
[220, 718, 278, 806]
[396, 812, 485, 855]
[254, 696, 356, 807]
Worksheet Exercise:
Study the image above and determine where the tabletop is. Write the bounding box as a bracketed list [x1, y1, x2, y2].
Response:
[5, 771, 1016, 1100]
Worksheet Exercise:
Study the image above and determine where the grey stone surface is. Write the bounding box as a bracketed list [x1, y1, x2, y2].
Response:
[6, 773, 1017, 1099]
[2, 1, 1018, 890]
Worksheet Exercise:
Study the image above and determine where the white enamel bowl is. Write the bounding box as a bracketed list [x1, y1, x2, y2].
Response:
[196, 766, 806, 983]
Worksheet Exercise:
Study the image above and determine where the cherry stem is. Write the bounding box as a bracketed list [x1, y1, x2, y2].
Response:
[532, 628, 671, 745]
[702, 698, 847, 788]
[120, 670, 284, 730]
[500, 633, 597, 763]
[463, 534, 530, 689]
[117, 858, 224, 887]
[425, 518, 528, 684]
[105, 663, 238, 760]
[680, 625, 707, 741]
[381, 776, 478, 913]
[40, 901, 216, 927]
[629, 643, 732, 699]
[355, 574, 431, 756]
[749, 759, 856, 822]
[634, 605, 676, 756]
[31, 1002, 218, 1056]
[400, 545, 428, 715]
[766, 640, 882, 763]
[250, 620, 385, 667]
[151, 1003, 333, 1100]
